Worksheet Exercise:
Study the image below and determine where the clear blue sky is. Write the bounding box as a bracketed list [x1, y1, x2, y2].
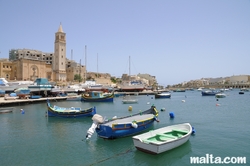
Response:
[1, 0, 250, 86]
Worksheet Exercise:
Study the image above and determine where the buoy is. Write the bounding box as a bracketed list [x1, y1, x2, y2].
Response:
[20, 109, 25, 114]
[182, 100, 185, 102]
[147, 102, 150, 105]
[216, 103, 220, 106]
[128, 106, 132, 111]
[216, 98, 219, 101]
[160, 108, 166, 112]
[169, 112, 175, 118]
[192, 127, 196, 134]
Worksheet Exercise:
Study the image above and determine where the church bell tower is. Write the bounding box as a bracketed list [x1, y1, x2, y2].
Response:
[53, 23, 66, 81]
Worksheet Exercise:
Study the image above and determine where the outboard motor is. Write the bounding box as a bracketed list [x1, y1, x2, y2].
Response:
[86, 114, 104, 140]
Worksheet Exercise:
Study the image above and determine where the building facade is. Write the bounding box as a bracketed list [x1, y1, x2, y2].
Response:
[0, 24, 86, 83]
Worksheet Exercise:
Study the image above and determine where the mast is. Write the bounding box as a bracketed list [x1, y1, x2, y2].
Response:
[71, 49, 73, 60]
[85, 45, 87, 82]
[129, 56, 131, 76]
[97, 53, 98, 78]
[79, 59, 81, 83]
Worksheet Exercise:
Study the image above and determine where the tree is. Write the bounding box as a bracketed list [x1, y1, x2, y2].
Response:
[74, 74, 83, 82]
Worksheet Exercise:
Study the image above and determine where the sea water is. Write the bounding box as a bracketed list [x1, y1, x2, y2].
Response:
[0, 90, 249, 166]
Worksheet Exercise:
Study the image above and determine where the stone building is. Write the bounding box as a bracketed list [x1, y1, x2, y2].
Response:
[0, 24, 86, 83]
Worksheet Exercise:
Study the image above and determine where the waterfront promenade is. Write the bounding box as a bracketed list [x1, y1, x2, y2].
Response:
[0, 96, 67, 106]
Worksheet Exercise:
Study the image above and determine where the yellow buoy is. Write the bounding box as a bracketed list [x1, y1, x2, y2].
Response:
[128, 106, 132, 111]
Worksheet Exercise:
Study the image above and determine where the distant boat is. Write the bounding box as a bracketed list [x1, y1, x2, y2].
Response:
[132, 123, 192, 154]
[122, 95, 138, 104]
[0, 89, 5, 97]
[86, 105, 159, 139]
[155, 92, 171, 99]
[201, 90, 219, 96]
[81, 91, 114, 102]
[29, 95, 42, 99]
[28, 78, 54, 91]
[66, 93, 81, 101]
[239, 91, 244, 95]
[215, 93, 226, 98]
[14, 88, 30, 99]
[46, 99, 96, 118]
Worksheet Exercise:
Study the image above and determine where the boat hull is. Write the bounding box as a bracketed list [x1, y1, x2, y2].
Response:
[155, 93, 171, 99]
[96, 118, 155, 139]
[132, 123, 192, 154]
[47, 101, 96, 118]
[81, 92, 114, 102]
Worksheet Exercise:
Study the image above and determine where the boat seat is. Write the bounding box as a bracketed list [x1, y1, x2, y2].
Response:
[156, 133, 178, 139]
[172, 129, 188, 134]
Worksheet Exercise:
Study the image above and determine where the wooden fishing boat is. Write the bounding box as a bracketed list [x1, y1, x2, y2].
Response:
[46, 99, 96, 118]
[86, 105, 159, 139]
[132, 123, 192, 154]
[155, 92, 171, 99]
[81, 91, 114, 102]
[201, 90, 219, 96]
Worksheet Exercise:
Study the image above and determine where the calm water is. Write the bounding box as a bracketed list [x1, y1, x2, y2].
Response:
[1, 90, 249, 166]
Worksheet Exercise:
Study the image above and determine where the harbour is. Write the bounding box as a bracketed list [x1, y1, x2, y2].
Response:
[1, 89, 249, 165]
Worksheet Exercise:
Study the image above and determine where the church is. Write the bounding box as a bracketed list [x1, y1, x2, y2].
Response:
[0, 24, 86, 83]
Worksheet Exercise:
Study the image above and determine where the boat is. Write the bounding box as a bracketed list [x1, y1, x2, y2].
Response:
[215, 93, 226, 98]
[122, 95, 138, 104]
[86, 105, 159, 139]
[132, 123, 192, 154]
[0, 78, 30, 92]
[240, 88, 249, 92]
[29, 95, 42, 99]
[239, 91, 244, 95]
[14, 88, 30, 99]
[201, 90, 219, 96]
[4, 93, 18, 100]
[28, 78, 54, 91]
[46, 99, 96, 118]
[81, 91, 114, 102]
[66, 93, 81, 101]
[155, 92, 171, 99]
[0, 89, 5, 97]
[0, 107, 14, 114]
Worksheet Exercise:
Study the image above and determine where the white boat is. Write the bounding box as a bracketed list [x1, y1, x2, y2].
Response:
[215, 93, 226, 98]
[132, 123, 192, 154]
[122, 95, 138, 104]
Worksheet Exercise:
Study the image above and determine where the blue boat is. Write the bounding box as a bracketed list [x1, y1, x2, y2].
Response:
[46, 99, 96, 118]
[0, 89, 5, 97]
[201, 90, 219, 96]
[81, 91, 114, 102]
[29, 95, 42, 99]
[86, 105, 159, 139]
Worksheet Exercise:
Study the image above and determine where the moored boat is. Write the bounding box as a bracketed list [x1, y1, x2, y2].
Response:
[201, 90, 219, 96]
[46, 99, 96, 118]
[132, 123, 192, 154]
[215, 93, 226, 98]
[14, 88, 30, 99]
[81, 91, 114, 102]
[155, 92, 171, 99]
[86, 105, 159, 139]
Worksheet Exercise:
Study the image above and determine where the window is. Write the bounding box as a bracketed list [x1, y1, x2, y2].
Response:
[61, 56, 63, 58]
[61, 49, 63, 51]
[61, 62, 63, 65]
[3, 65, 5, 68]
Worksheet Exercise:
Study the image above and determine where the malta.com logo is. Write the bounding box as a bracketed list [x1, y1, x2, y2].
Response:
[190, 154, 247, 164]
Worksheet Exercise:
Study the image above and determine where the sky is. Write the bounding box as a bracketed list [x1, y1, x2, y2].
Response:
[0, 0, 250, 86]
